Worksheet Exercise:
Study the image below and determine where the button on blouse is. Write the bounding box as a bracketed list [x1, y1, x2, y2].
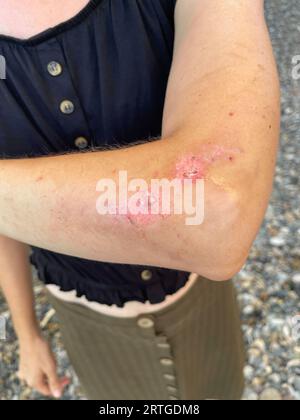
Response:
[60, 99, 75, 114]
[47, 61, 63, 77]
[74, 136, 89, 149]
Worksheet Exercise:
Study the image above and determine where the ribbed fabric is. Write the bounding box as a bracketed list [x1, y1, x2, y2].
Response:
[47, 277, 245, 400]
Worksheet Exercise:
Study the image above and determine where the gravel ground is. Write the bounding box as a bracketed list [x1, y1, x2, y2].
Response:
[0, 0, 300, 401]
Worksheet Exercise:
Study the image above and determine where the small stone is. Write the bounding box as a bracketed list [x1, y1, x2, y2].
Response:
[269, 373, 281, 385]
[243, 305, 256, 316]
[252, 377, 264, 388]
[270, 342, 281, 355]
[248, 348, 262, 364]
[269, 237, 286, 247]
[252, 339, 266, 353]
[239, 271, 254, 282]
[248, 347, 260, 356]
[259, 388, 282, 401]
[284, 107, 294, 115]
[292, 257, 300, 271]
[244, 391, 258, 401]
[292, 273, 300, 285]
[294, 346, 300, 356]
[263, 365, 273, 376]
[292, 376, 300, 392]
[269, 317, 285, 329]
[281, 383, 298, 400]
[287, 359, 300, 370]
[260, 292, 269, 302]
[244, 365, 254, 380]
[277, 272, 289, 282]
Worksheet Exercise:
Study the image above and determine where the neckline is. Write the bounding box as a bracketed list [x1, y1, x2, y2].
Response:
[0, 0, 104, 47]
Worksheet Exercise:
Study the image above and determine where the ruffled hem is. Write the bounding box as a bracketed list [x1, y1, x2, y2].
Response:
[30, 249, 190, 308]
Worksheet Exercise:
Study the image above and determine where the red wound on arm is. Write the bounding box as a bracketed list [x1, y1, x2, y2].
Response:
[175, 145, 241, 180]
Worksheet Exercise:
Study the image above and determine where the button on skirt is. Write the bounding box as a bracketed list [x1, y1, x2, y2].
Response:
[47, 277, 245, 400]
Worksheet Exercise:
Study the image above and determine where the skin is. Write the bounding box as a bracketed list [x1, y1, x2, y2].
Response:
[106, 144, 240, 225]
[0, 0, 89, 39]
[0, 0, 280, 398]
[0, 0, 97, 399]
[175, 145, 242, 181]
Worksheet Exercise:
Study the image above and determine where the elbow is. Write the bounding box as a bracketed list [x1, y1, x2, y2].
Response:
[181, 183, 254, 281]
[203, 258, 248, 282]
[192, 243, 250, 283]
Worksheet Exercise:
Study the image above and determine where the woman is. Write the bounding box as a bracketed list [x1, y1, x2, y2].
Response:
[0, 0, 279, 400]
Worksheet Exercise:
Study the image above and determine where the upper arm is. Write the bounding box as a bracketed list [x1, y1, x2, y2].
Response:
[162, 0, 280, 193]
[160, 0, 280, 272]
[162, 0, 274, 138]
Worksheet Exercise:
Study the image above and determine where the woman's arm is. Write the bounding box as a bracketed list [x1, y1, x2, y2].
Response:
[0, 237, 38, 341]
[0, 236, 68, 397]
[0, 0, 280, 280]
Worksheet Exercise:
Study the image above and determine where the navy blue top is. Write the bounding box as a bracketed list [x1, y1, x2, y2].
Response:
[0, 0, 189, 307]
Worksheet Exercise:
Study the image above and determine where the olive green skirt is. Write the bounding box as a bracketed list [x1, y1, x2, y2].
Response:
[47, 277, 245, 400]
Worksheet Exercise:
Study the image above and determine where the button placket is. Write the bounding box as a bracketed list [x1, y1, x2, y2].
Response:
[39, 47, 91, 149]
[136, 314, 181, 399]
[156, 335, 180, 400]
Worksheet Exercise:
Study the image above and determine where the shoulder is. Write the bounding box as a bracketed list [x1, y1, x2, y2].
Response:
[174, 0, 264, 44]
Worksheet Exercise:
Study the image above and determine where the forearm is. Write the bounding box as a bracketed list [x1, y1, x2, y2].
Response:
[0, 0, 280, 279]
[0, 139, 203, 270]
[0, 136, 240, 278]
[0, 236, 39, 341]
[0, 125, 277, 281]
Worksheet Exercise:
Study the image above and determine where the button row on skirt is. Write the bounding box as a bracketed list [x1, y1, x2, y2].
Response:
[136, 315, 180, 400]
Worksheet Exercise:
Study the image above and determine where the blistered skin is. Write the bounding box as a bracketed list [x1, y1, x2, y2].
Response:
[175, 145, 241, 181]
